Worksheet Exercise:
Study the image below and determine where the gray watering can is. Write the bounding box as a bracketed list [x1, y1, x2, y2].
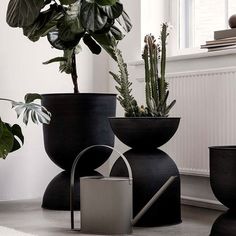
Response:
[70, 145, 176, 235]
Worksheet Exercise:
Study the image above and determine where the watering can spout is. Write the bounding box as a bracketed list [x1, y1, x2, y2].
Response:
[131, 176, 177, 226]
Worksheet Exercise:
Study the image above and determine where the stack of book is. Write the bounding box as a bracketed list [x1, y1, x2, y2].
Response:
[201, 28, 236, 52]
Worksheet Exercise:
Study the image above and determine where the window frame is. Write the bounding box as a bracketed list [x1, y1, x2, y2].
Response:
[170, 0, 233, 56]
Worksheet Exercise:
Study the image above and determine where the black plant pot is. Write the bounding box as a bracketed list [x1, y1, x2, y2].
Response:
[209, 146, 236, 210]
[109, 117, 181, 227]
[210, 210, 236, 236]
[109, 117, 180, 149]
[209, 146, 236, 236]
[41, 93, 116, 210]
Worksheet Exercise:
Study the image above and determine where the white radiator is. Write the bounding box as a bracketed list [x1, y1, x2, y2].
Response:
[161, 66, 236, 176]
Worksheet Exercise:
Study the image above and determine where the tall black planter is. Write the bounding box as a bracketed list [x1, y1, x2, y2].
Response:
[109, 117, 181, 227]
[41, 93, 116, 210]
[209, 146, 236, 236]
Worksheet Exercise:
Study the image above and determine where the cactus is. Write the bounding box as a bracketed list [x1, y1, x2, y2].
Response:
[109, 48, 143, 117]
[110, 23, 176, 117]
[142, 23, 176, 117]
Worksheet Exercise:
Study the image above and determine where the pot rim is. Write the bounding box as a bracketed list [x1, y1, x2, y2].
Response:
[41, 93, 117, 96]
[209, 146, 236, 150]
[109, 117, 181, 120]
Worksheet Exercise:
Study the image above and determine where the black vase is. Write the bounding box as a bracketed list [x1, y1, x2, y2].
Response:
[209, 146, 236, 235]
[209, 146, 236, 210]
[210, 210, 236, 236]
[109, 117, 181, 227]
[41, 93, 116, 210]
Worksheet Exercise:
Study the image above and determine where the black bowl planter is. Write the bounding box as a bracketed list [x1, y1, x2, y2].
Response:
[41, 93, 116, 210]
[109, 117, 181, 227]
[209, 146, 236, 236]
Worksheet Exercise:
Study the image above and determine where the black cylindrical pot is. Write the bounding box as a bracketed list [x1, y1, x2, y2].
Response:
[109, 117, 180, 149]
[42, 93, 116, 171]
[209, 146, 236, 210]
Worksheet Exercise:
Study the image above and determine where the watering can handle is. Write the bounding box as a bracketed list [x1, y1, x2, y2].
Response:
[70, 144, 133, 230]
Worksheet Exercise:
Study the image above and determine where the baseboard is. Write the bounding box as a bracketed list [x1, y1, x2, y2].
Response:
[181, 195, 227, 211]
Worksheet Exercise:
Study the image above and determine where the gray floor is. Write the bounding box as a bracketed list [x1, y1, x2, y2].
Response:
[0, 199, 222, 236]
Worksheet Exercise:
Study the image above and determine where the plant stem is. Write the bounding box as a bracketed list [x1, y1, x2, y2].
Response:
[71, 51, 79, 94]
[0, 98, 14, 103]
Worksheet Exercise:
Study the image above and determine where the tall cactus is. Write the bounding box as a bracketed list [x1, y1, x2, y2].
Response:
[142, 23, 176, 117]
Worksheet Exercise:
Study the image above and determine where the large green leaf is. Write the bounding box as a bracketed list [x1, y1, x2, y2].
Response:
[95, 0, 117, 6]
[23, 4, 64, 42]
[101, 2, 123, 19]
[24, 93, 42, 103]
[6, 0, 45, 27]
[0, 119, 14, 159]
[59, 0, 77, 5]
[83, 34, 101, 54]
[47, 29, 84, 50]
[58, 17, 84, 42]
[91, 32, 117, 60]
[5, 124, 24, 153]
[115, 10, 132, 33]
[47, 29, 65, 50]
[58, 2, 84, 42]
[110, 25, 124, 40]
[80, 1, 108, 32]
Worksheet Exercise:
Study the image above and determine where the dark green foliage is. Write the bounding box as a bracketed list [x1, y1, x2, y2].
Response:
[6, 0, 132, 93]
[0, 119, 23, 159]
[111, 23, 176, 117]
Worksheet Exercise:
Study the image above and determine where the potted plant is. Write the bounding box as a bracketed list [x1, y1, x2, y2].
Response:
[109, 23, 181, 227]
[0, 94, 51, 159]
[6, 0, 132, 209]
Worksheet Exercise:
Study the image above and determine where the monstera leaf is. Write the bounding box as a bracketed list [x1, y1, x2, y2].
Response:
[12, 94, 51, 125]
[6, 0, 45, 27]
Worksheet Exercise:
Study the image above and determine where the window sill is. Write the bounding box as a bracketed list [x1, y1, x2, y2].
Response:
[129, 48, 236, 66]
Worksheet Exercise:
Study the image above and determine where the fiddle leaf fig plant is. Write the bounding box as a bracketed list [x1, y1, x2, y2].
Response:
[6, 0, 132, 93]
[0, 94, 51, 159]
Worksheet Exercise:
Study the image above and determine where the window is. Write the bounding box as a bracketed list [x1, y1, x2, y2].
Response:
[141, 0, 236, 56]
[178, 0, 236, 50]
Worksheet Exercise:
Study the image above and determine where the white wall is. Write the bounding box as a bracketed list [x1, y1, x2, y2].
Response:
[0, 1, 95, 200]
